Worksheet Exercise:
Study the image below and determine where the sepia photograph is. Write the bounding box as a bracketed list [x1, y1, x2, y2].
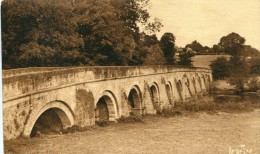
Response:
[1, 0, 260, 153]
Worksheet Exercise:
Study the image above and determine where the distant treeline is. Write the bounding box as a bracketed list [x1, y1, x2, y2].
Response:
[184, 39, 260, 56]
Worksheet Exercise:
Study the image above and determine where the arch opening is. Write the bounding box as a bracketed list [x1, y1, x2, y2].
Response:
[192, 77, 197, 93]
[128, 89, 141, 109]
[185, 78, 193, 96]
[30, 107, 71, 137]
[166, 82, 173, 104]
[204, 74, 211, 89]
[198, 77, 203, 90]
[175, 80, 183, 100]
[150, 85, 159, 105]
[128, 86, 143, 116]
[95, 95, 117, 122]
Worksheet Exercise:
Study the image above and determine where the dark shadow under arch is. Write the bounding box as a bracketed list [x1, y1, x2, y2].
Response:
[128, 85, 143, 116]
[128, 85, 142, 108]
[24, 101, 75, 138]
[95, 90, 118, 122]
[166, 81, 173, 104]
[30, 107, 72, 137]
[150, 82, 160, 111]
[175, 79, 183, 100]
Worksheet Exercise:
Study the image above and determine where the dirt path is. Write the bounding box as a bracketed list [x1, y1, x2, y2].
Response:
[6, 110, 260, 154]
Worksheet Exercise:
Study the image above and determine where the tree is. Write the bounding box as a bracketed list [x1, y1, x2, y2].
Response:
[185, 40, 203, 54]
[140, 34, 166, 65]
[210, 44, 221, 54]
[128, 33, 165, 65]
[2, 0, 163, 68]
[141, 44, 165, 65]
[160, 33, 176, 65]
[242, 45, 260, 75]
[242, 45, 260, 57]
[76, 1, 137, 66]
[143, 34, 158, 47]
[110, 0, 163, 65]
[202, 46, 210, 54]
[216, 32, 252, 92]
[1, 0, 85, 68]
[219, 32, 245, 56]
[110, 0, 162, 34]
[209, 57, 229, 79]
[249, 57, 260, 75]
[177, 48, 195, 66]
[227, 57, 250, 92]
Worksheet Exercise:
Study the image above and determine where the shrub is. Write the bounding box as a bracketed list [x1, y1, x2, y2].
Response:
[210, 57, 229, 80]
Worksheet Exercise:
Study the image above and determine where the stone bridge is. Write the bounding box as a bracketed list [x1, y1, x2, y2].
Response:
[2, 66, 212, 140]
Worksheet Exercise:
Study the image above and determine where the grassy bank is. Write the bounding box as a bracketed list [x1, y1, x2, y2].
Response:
[4, 94, 260, 153]
[160, 94, 260, 118]
[4, 108, 260, 154]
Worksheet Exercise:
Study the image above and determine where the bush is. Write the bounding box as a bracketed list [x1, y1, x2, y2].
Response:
[210, 57, 229, 80]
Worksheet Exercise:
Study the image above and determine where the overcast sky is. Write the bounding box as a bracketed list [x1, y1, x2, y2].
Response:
[149, 0, 260, 50]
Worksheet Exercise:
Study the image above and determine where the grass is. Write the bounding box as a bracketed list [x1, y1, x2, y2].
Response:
[4, 94, 260, 153]
[172, 95, 260, 114]
[155, 94, 260, 118]
[4, 109, 260, 154]
[4, 137, 42, 154]
[192, 55, 230, 68]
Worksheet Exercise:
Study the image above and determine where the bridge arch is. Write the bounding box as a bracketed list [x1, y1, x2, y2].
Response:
[165, 81, 173, 104]
[175, 79, 183, 100]
[192, 77, 197, 93]
[95, 90, 118, 121]
[196, 74, 203, 91]
[182, 74, 189, 84]
[150, 82, 160, 107]
[200, 74, 207, 90]
[128, 85, 142, 109]
[182, 74, 192, 98]
[204, 74, 211, 89]
[23, 101, 74, 137]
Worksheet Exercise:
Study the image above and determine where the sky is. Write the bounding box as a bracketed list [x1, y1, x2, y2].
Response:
[149, 0, 260, 50]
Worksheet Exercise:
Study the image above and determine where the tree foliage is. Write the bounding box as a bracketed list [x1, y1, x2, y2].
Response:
[185, 40, 203, 53]
[227, 58, 251, 91]
[76, 1, 137, 66]
[177, 48, 195, 66]
[210, 57, 229, 79]
[219, 32, 245, 56]
[211, 32, 260, 92]
[209, 44, 222, 54]
[1, 0, 163, 69]
[2, 0, 85, 68]
[141, 44, 165, 65]
[160, 33, 176, 65]
[250, 57, 260, 75]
